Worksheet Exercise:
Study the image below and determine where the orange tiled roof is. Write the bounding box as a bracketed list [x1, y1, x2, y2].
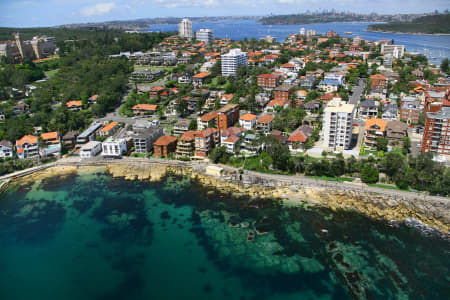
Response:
[66, 101, 82, 107]
[224, 136, 240, 143]
[16, 134, 38, 146]
[40, 131, 58, 141]
[287, 131, 307, 143]
[365, 118, 387, 131]
[133, 104, 157, 111]
[180, 130, 201, 142]
[200, 111, 218, 122]
[240, 113, 257, 121]
[193, 72, 211, 79]
[100, 122, 118, 133]
[258, 114, 274, 124]
[154, 136, 177, 146]
[268, 99, 286, 107]
[370, 74, 387, 80]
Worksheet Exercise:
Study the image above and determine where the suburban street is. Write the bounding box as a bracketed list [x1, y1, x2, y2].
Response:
[349, 78, 365, 105]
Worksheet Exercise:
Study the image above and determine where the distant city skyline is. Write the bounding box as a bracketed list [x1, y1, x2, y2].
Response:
[0, 0, 449, 27]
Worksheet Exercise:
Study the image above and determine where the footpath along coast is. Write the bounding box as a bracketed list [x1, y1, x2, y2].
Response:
[0, 157, 449, 236]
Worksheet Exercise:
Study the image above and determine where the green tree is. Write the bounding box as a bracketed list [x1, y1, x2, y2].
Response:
[361, 164, 379, 184]
[376, 137, 389, 152]
[188, 119, 197, 130]
[440, 58, 449, 74]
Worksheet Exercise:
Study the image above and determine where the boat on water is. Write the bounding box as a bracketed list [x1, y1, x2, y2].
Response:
[344, 31, 353, 35]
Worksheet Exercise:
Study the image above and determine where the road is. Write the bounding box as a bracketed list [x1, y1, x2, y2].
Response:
[96, 76, 169, 125]
[349, 78, 365, 105]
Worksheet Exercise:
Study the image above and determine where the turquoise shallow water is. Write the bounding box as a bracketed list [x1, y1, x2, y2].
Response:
[0, 171, 449, 300]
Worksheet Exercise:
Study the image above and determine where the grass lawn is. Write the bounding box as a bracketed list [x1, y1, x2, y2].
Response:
[45, 69, 59, 78]
[307, 176, 354, 183]
[134, 65, 174, 72]
[368, 183, 408, 191]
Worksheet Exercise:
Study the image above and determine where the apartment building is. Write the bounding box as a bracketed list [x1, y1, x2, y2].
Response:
[0, 140, 13, 158]
[80, 141, 102, 159]
[99, 122, 119, 137]
[256, 114, 275, 133]
[400, 98, 421, 124]
[101, 137, 128, 158]
[421, 106, 450, 155]
[178, 18, 193, 40]
[221, 49, 248, 77]
[198, 111, 218, 130]
[132, 127, 163, 154]
[274, 84, 291, 101]
[194, 127, 219, 157]
[257, 74, 280, 89]
[176, 130, 200, 158]
[359, 100, 378, 120]
[386, 120, 409, 146]
[217, 103, 240, 131]
[380, 44, 405, 59]
[153, 136, 178, 157]
[322, 99, 355, 151]
[196, 29, 213, 44]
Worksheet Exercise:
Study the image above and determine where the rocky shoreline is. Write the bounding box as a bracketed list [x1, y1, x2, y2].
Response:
[366, 29, 450, 36]
[4, 160, 450, 237]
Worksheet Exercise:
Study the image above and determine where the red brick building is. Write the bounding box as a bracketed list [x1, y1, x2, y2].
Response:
[153, 136, 177, 157]
[217, 103, 239, 131]
[257, 74, 279, 89]
[274, 84, 291, 102]
[370, 74, 387, 89]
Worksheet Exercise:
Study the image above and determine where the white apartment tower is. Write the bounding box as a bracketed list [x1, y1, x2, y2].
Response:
[196, 29, 213, 44]
[179, 18, 193, 40]
[322, 98, 355, 151]
[221, 48, 248, 77]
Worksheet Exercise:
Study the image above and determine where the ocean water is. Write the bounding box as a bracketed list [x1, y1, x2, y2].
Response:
[0, 171, 449, 300]
[148, 19, 450, 64]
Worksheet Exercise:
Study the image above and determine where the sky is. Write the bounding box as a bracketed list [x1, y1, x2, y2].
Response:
[0, 0, 449, 27]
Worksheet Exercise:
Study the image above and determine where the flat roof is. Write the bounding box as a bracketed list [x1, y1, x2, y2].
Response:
[78, 123, 102, 138]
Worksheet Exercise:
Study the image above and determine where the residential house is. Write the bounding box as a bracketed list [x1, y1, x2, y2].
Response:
[386, 120, 408, 147]
[217, 103, 240, 131]
[40, 131, 61, 157]
[303, 100, 321, 113]
[299, 76, 316, 89]
[150, 86, 165, 99]
[400, 98, 421, 124]
[0, 140, 13, 158]
[370, 74, 387, 90]
[62, 131, 79, 149]
[12, 102, 30, 115]
[257, 74, 279, 89]
[256, 114, 275, 133]
[364, 118, 387, 149]
[66, 100, 83, 111]
[132, 127, 163, 153]
[382, 103, 398, 121]
[319, 78, 340, 93]
[101, 137, 128, 158]
[99, 122, 119, 137]
[265, 99, 288, 112]
[133, 104, 157, 115]
[194, 127, 219, 157]
[219, 94, 234, 105]
[222, 136, 240, 153]
[239, 113, 257, 130]
[88, 95, 98, 105]
[153, 136, 178, 157]
[80, 141, 102, 159]
[359, 100, 379, 120]
[269, 130, 287, 144]
[77, 123, 102, 145]
[16, 135, 39, 159]
[192, 72, 211, 87]
[198, 111, 218, 130]
[241, 133, 260, 153]
[220, 127, 245, 145]
[287, 125, 313, 152]
[178, 74, 192, 84]
[176, 130, 200, 158]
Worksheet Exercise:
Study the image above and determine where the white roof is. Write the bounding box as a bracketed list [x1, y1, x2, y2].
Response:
[81, 141, 101, 150]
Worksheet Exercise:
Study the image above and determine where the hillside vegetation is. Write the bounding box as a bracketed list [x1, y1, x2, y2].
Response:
[368, 14, 450, 34]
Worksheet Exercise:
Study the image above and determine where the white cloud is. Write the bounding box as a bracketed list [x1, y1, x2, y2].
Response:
[153, 0, 218, 8]
[80, 2, 117, 17]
